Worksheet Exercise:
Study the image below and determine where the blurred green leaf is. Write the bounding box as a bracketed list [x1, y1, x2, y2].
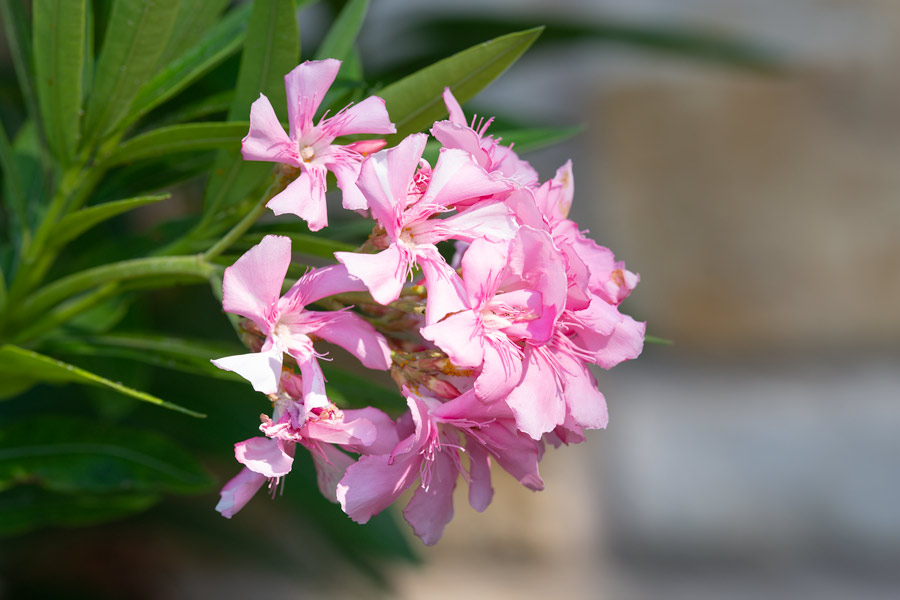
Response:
[103, 122, 248, 166]
[18, 255, 215, 320]
[149, 89, 234, 128]
[202, 0, 299, 220]
[125, 3, 251, 129]
[0, 119, 26, 229]
[81, 0, 180, 145]
[49, 194, 170, 248]
[45, 333, 245, 382]
[314, 0, 368, 63]
[379, 27, 543, 143]
[0, 345, 204, 417]
[157, 0, 230, 67]
[0, 0, 41, 138]
[644, 334, 673, 346]
[0, 414, 213, 495]
[239, 231, 354, 259]
[0, 485, 158, 537]
[33, 0, 86, 164]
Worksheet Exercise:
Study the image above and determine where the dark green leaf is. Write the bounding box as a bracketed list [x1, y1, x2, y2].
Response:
[33, 0, 87, 163]
[0, 415, 213, 495]
[125, 3, 251, 129]
[81, 0, 181, 145]
[0, 119, 25, 228]
[239, 231, 354, 259]
[157, 0, 230, 67]
[378, 27, 543, 143]
[314, 0, 368, 62]
[203, 0, 299, 218]
[49, 194, 170, 248]
[0, 345, 204, 416]
[0, 0, 41, 138]
[0, 485, 158, 536]
[103, 122, 248, 166]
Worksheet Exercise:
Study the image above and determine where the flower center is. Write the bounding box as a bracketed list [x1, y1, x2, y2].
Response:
[300, 145, 316, 162]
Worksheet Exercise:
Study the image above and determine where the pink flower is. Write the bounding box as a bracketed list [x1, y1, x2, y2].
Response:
[335, 133, 515, 323]
[241, 59, 396, 231]
[211, 235, 391, 400]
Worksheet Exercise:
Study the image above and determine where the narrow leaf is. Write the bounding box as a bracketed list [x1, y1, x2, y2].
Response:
[157, 0, 230, 66]
[0, 415, 214, 495]
[314, 0, 368, 62]
[49, 194, 170, 248]
[103, 122, 249, 167]
[203, 0, 299, 217]
[0, 345, 204, 416]
[18, 256, 215, 319]
[239, 231, 354, 259]
[644, 334, 674, 346]
[82, 0, 180, 145]
[0, 0, 41, 137]
[33, 0, 86, 163]
[0, 120, 26, 227]
[125, 3, 251, 129]
[378, 27, 543, 142]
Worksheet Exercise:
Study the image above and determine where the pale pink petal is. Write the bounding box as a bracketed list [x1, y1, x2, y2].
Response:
[241, 94, 298, 165]
[419, 256, 468, 325]
[403, 450, 457, 545]
[285, 59, 341, 138]
[266, 168, 329, 231]
[235, 437, 294, 478]
[356, 133, 428, 227]
[331, 160, 367, 211]
[211, 347, 283, 395]
[442, 87, 467, 125]
[478, 421, 544, 491]
[311, 310, 392, 370]
[466, 441, 494, 512]
[342, 407, 401, 455]
[296, 355, 329, 410]
[221, 234, 290, 327]
[460, 238, 509, 307]
[584, 314, 646, 369]
[344, 139, 387, 156]
[429, 201, 517, 244]
[423, 148, 510, 209]
[324, 95, 395, 137]
[505, 348, 566, 440]
[216, 467, 267, 518]
[560, 357, 608, 430]
[336, 450, 422, 524]
[490, 142, 539, 187]
[430, 120, 490, 169]
[306, 415, 376, 446]
[335, 245, 406, 305]
[311, 443, 356, 503]
[283, 263, 368, 307]
[420, 310, 484, 368]
[474, 338, 523, 403]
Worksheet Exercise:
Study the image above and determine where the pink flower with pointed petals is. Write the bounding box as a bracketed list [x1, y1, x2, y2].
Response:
[211, 235, 391, 399]
[335, 133, 515, 323]
[241, 59, 396, 231]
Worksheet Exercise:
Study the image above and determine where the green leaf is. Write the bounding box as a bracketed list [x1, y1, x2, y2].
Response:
[45, 333, 245, 382]
[203, 0, 299, 218]
[314, 0, 368, 62]
[0, 345, 204, 416]
[0, 485, 158, 537]
[103, 122, 249, 167]
[49, 194, 170, 248]
[644, 334, 673, 346]
[81, 0, 180, 145]
[149, 90, 234, 128]
[17, 255, 215, 322]
[378, 27, 543, 143]
[0, 119, 26, 228]
[124, 3, 251, 130]
[0, 415, 213, 495]
[0, 0, 41, 139]
[33, 0, 87, 163]
[157, 0, 230, 67]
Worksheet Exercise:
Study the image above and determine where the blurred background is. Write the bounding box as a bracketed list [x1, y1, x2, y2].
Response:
[2, 0, 899, 598]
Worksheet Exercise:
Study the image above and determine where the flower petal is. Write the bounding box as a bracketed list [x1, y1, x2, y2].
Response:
[311, 310, 392, 370]
[403, 449, 457, 545]
[222, 234, 291, 328]
[325, 95, 395, 137]
[335, 245, 406, 305]
[466, 441, 494, 512]
[356, 133, 428, 228]
[211, 347, 283, 395]
[241, 94, 298, 165]
[216, 467, 267, 518]
[285, 59, 341, 138]
[266, 168, 329, 231]
[235, 437, 294, 478]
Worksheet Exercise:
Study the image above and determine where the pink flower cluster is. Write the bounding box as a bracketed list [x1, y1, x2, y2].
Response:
[214, 59, 645, 545]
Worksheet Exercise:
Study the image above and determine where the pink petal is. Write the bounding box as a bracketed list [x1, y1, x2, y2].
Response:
[560, 357, 608, 430]
[310, 310, 391, 370]
[423, 148, 510, 209]
[419, 256, 468, 325]
[584, 314, 646, 369]
[296, 355, 329, 410]
[283, 263, 368, 307]
[324, 95, 395, 137]
[331, 160, 368, 211]
[241, 94, 298, 165]
[336, 450, 422, 524]
[505, 348, 566, 440]
[222, 234, 290, 327]
[342, 407, 401, 455]
[311, 443, 356, 503]
[442, 87, 467, 125]
[474, 338, 523, 403]
[235, 437, 294, 478]
[285, 59, 341, 139]
[335, 245, 406, 305]
[211, 347, 283, 395]
[402, 450, 457, 545]
[420, 310, 484, 368]
[466, 441, 494, 512]
[356, 133, 428, 228]
[216, 467, 267, 518]
[460, 238, 509, 307]
[266, 168, 329, 231]
[430, 120, 490, 169]
[432, 201, 517, 244]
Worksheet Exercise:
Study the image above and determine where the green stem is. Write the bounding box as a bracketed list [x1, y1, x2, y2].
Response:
[202, 180, 276, 261]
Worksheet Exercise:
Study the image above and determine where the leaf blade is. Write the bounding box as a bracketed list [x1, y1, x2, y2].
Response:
[314, 0, 369, 63]
[49, 194, 171, 248]
[103, 122, 249, 166]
